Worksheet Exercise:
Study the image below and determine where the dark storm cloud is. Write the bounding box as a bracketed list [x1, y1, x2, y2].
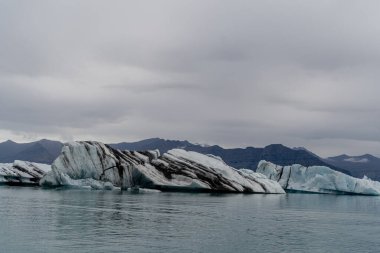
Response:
[1, 0, 380, 156]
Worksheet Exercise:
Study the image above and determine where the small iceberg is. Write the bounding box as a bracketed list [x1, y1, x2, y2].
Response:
[257, 160, 380, 195]
[0, 161, 51, 186]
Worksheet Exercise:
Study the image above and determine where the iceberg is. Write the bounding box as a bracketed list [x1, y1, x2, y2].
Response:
[0, 160, 51, 186]
[40, 141, 284, 194]
[257, 160, 380, 195]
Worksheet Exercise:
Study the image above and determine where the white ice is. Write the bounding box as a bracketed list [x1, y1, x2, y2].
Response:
[257, 160, 380, 195]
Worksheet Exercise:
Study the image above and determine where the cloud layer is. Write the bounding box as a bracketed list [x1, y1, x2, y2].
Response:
[1, 0, 380, 157]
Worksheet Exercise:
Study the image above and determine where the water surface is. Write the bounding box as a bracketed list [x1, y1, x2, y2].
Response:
[1, 186, 379, 253]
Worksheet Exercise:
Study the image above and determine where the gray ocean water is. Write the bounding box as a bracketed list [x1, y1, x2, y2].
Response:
[0, 186, 379, 253]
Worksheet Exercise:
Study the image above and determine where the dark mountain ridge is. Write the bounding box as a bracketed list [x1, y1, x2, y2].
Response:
[324, 154, 380, 181]
[0, 139, 63, 164]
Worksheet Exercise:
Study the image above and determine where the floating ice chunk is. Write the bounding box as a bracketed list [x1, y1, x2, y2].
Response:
[0, 161, 51, 185]
[257, 160, 380, 195]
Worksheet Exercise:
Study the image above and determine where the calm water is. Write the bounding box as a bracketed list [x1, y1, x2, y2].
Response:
[1, 187, 380, 253]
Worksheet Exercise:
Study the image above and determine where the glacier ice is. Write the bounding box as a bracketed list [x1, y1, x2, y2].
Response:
[0, 161, 51, 185]
[40, 141, 285, 194]
[4, 142, 380, 196]
[257, 160, 380, 195]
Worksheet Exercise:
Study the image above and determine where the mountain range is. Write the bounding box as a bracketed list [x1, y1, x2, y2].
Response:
[324, 154, 380, 181]
[0, 138, 379, 180]
[0, 139, 63, 164]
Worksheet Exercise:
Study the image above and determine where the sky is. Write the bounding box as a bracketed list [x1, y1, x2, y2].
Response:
[1, 0, 380, 157]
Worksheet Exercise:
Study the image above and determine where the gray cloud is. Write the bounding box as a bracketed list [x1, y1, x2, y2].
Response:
[1, 0, 380, 157]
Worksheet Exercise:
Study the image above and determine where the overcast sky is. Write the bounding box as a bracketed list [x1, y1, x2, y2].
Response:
[1, 0, 380, 157]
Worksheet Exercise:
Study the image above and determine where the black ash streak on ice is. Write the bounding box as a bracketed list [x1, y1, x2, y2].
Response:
[0, 161, 51, 186]
[40, 141, 285, 194]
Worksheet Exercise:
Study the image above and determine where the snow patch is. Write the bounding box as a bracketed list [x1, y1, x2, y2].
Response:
[344, 157, 369, 163]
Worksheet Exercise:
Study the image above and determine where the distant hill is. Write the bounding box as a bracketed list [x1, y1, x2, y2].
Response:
[324, 154, 380, 181]
[0, 139, 63, 164]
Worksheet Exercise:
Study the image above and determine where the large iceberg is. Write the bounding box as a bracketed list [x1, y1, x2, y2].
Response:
[40, 141, 284, 194]
[0, 160, 51, 186]
[257, 160, 380, 195]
